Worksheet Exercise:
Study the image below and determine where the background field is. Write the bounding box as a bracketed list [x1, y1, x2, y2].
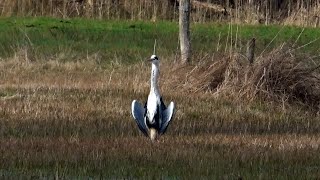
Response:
[1, 0, 320, 27]
[1, 17, 320, 60]
[1, 17, 320, 178]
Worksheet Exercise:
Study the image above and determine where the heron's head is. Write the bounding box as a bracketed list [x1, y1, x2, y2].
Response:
[148, 55, 159, 66]
[149, 128, 158, 141]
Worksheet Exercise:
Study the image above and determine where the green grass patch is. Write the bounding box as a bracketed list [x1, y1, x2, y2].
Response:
[0, 17, 320, 64]
[0, 17, 177, 63]
[0, 88, 16, 98]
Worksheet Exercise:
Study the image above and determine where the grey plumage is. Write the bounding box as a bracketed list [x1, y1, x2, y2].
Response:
[131, 54, 175, 140]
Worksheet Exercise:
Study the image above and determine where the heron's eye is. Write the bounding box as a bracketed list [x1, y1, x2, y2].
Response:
[154, 56, 158, 60]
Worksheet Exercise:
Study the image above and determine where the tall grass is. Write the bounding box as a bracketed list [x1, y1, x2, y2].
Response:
[1, 0, 320, 26]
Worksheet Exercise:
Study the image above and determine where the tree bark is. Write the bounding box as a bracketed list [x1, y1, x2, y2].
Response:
[179, 0, 191, 64]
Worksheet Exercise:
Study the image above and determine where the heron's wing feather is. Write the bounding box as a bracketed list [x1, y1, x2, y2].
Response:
[160, 97, 166, 110]
[131, 100, 148, 136]
[159, 101, 175, 134]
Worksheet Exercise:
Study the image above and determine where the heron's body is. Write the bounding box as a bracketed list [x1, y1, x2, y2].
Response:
[131, 55, 175, 141]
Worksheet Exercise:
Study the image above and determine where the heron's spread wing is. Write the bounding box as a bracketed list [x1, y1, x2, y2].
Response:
[159, 101, 175, 134]
[131, 100, 148, 136]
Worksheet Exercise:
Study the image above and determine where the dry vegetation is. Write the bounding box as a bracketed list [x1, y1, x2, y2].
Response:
[1, 0, 320, 26]
[177, 45, 320, 110]
[1, 45, 320, 177]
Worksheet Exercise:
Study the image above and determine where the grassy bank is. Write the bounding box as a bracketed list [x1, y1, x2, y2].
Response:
[1, 17, 320, 62]
[1, 17, 320, 178]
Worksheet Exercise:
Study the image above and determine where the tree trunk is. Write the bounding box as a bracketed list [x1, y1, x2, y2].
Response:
[179, 0, 191, 64]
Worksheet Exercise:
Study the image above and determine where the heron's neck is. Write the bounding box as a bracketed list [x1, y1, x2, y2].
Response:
[150, 63, 160, 94]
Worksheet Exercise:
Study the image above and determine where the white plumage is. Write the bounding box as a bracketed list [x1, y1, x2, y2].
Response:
[131, 55, 175, 141]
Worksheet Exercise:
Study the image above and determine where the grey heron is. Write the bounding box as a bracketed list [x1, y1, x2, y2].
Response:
[131, 55, 175, 141]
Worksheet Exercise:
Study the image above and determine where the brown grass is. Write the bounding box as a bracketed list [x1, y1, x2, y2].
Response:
[1, 48, 320, 177]
[173, 46, 320, 110]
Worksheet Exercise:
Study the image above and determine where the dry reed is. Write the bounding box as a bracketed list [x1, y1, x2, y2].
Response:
[172, 45, 320, 110]
[1, 0, 320, 26]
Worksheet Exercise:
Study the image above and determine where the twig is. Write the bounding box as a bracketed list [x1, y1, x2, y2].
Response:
[260, 26, 285, 56]
[294, 38, 320, 51]
[293, 28, 305, 46]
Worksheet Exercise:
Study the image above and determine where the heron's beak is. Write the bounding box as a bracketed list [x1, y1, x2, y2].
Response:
[146, 58, 152, 62]
[149, 128, 158, 141]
